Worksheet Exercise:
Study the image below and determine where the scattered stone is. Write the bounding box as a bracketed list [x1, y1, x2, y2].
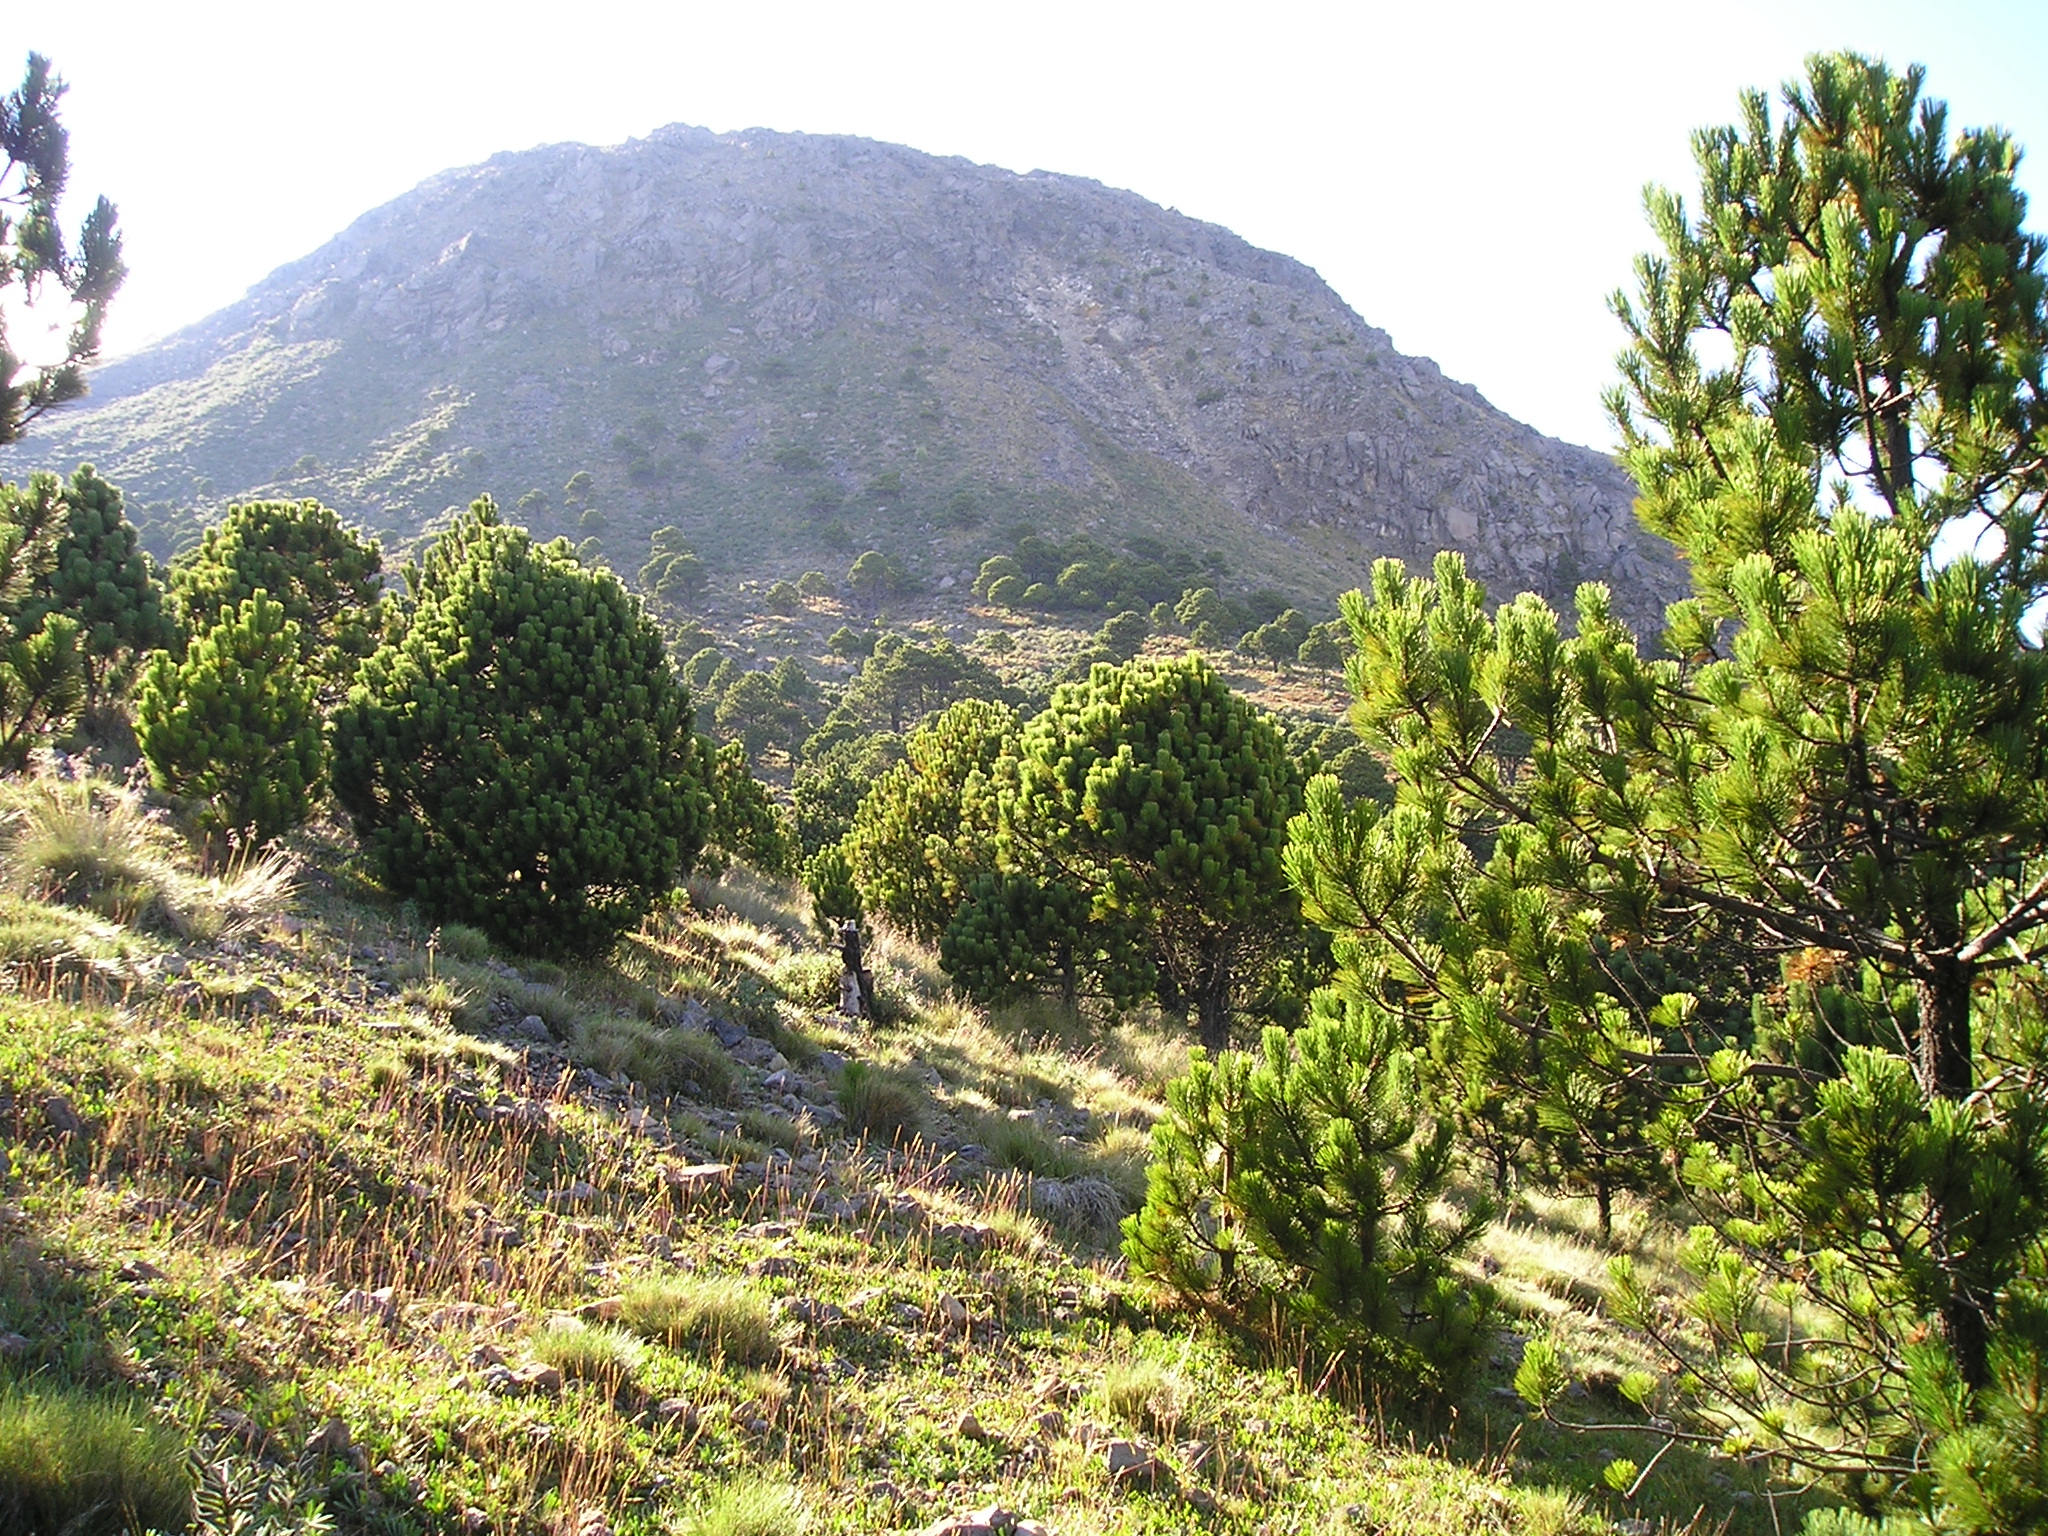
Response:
[1183, 1485, 1218, 1512]
[933, 1294, 969, 1334]
[1616, 1522, 1654, 1536]
[866, 1478, 903, 1504]
[507, 1361, 564, 1395]
[461, 1509, 489, 1534]
[1032, 1408, 1064, 1440]
[42, 1094, 83, 1137]
[117, 1258, 166, 1284]
[815, 1049, 847, 1075]
[1102, 1438, 1165, 1485]
[954, 1409, 990, 1442]
[545, 1181, 601, 1207]
[662, 1162, 734, 1199]
[1030, 1373, 1076, 1405]
[575, 1509, 611, 1536]
[304, 1417, 353, 1461]
[780, 1297, 846, 1330]
[336, 1286, 399, 1323]
[762, 1069, 793, 1093]
[748, 1254, 799, 1278]
[741, 1220, 792, 1239]
[0, 1331, 29, 1357]
[651, 1397, 698, 1430]
[470, 1343, 508, 1367]
[710, 1019, 749, 1048]
[916, 1507, 1047, 1536]
[513, 1014, 552, 1043]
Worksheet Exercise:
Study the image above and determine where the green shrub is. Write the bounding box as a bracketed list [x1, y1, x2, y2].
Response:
[24, 465, 174, 705]
[136, 590, 325, 845]
[529, 1318, 643, 1384]
[837, 1061, 927, 1145]
[331, 499, 710, 958]
[795, 570, 833, 599]
[1123, 996, 1494, 1399]
[803, 841, 862, 939]
[618, 1275, 779, 1363]
[769, 951, 839, 1009]
[762, 579, 801, 614]
[0, 1385, 191, 1536]
[675, 1477, 805, 1536]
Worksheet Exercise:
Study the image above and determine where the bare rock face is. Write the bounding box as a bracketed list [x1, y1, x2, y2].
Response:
[7, 125, 1681, 626]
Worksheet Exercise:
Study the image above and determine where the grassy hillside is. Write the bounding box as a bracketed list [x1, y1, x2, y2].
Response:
[0, 768, 1823, 1536]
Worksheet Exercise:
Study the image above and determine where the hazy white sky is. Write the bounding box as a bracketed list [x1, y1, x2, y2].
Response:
[10, 0, 2046, 451]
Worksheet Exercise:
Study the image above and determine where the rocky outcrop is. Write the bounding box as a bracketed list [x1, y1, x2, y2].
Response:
[4, 125, 1681, 624]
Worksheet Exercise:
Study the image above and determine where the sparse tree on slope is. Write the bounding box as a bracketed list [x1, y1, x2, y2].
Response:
[1287, 52, 2048, 1488]
[1008, 654, 1307, 1050]
[26, 465, 172, 705]
[332, 499, 709, 957]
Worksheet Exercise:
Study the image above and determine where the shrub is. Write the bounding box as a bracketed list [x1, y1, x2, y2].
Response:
[769, 950, 840, 1009]
[618, 1275, 779, 1363]
[529, 1318, 643, 1384]
[1123, 996, 1494, 1399]
[675, 1477, 806, 1536]
[24, 465, 174, 705]
[331, 499, 710, 957]
[0, 1385, 191, 1536]
[795, 570, 833, 599]
[837, 1061, 927, 1145]
[802, 841, 862, 939]
[136, 590, 325, 845]
[984, 574, 1026, 608]
[762, 579, 801, 614]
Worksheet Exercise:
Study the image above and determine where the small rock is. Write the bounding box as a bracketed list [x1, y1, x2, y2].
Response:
[0, 1332, 29, 1357]
[955, 1408, 990, 1442]
[651, 1397, 698, 1430]
[575, 1509, 611, 1536]
[513, 1014, 552, 1043]
[1102, 1437, 1164, 1485]
[916, 1507, 1045, 1536]
[117, 1258, 166, 1284]
[815, 1050, 847, 1075]
[710, 1019, 749, 1048]
[461, 1509, 490, 1534]
[867, 1478, 902, 1504]
[662, 1162, 734, 1199]
[508, 1361, 564, 1395]
[1616, 1522, 1654, 1536]
[762, 1069, 793, 1093]
[933, 1294, 969, 1334]
[1032, 1408, 1064, 1439]
[546, 1181, 600, 1207]
[470, 1342, 508, 1367]
[780, 1297, 846, 1330]
[748, 1254, 799, 1278]
[304, 1417, 353, 1461]
[42, 1094, 83, 1137]
[336, 1286, 398, 1322]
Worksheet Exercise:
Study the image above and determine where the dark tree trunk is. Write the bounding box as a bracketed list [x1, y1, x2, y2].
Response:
[1194, 946, 1231, 1054]
[1918, 956, 1989, 1388]
[1058, 940, 1078, 1020]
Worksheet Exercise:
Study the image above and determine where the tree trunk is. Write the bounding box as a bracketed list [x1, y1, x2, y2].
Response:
[1918, 956, 1989, 1388]
[1194, 946, 1231, 1054]
[1058, 940, 1078, 1021]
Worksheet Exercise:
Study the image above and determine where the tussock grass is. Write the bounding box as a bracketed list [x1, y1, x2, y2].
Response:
[0, 773, 296, 944]
[617, 1276, 780, 1364]
[672, 1475, 805, 1536]
[1101, 1357, 1186, 1437]
[530, 1318, 644, 1385]
[837, 1060, 928, 1145]
[0, 1385, 192, 1536]
[0, 891, 141, 969]
[571, 1015, 736, 1101]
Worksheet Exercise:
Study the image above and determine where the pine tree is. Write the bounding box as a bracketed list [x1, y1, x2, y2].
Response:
[1008, 655, 1307, 1049]
[135, 591, 323, 844]
[0, 55, 125, 443]
[699, 739, 795, 879]
[27, 465, 172, 704]
[170, 498, 382, 690]
[1291, 53, 2048, 1482]
[940, 869, 1153, 1015]
[1122, 995, 1494, 1397]
[331, 499, 709, 957]
[0, 470, 81, 767]
[844, 698, 1016, 943]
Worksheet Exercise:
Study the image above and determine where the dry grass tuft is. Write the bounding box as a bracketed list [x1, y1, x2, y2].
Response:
[617, 1276, 780, 1364]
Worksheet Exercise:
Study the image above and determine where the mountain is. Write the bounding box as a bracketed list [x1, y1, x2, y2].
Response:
[1, 124, 1682, 627]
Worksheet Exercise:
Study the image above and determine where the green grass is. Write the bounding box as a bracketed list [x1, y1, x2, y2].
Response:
[673, 1476, 807, 1536]
[571, 1014, 737, 1101]
[618, 1276, 781, 1365]
[1101, 1357, 1186, 1437]
[529, 1318, 645, 1385]
[0, 1385, 192, 1536]
[836, 1060, 929, 1145]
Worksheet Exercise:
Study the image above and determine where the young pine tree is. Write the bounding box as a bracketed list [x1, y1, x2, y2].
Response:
[135, 590, 324, 844]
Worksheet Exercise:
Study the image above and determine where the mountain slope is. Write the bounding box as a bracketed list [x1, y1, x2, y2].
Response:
[3, 125, 1682, 625]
